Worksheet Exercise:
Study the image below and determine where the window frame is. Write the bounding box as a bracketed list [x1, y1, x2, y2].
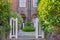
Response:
[19, 0, 26, 7]
[33, 0, 37, 7]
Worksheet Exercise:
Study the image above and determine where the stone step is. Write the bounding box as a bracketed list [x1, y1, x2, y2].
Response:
[9, 38, 46, 40]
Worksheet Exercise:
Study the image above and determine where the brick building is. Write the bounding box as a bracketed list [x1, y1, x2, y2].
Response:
[10, 0, 37, 22]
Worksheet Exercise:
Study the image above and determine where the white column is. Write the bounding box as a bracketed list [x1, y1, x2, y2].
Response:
[23, 23, 24, 28]
[16, 18, 18, 38]
[42, 31, 44, 38]
[34, 18, 39, 38]
[35, 24, 38, 38]
[34, 18, 44, 38]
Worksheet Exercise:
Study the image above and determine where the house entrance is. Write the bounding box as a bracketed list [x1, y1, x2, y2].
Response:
[9, 18, 44, 39]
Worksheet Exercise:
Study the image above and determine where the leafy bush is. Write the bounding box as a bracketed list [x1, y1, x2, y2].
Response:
[0, 0, 11, 34]
[22, 26, 35, 32]
[10, 11, 23, 27]
[0, 26, 4, 34]
[38, 0, 60, 33]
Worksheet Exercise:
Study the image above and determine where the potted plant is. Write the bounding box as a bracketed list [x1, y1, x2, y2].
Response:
[22, 22, 35, 32]
[22, 26, 35, 32]
[38, 0, 60, 40]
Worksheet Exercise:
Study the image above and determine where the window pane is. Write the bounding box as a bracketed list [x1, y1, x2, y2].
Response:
[20, 0, 25, 2]
[19, 0, 26, 7]
[33, 0, 37, 7]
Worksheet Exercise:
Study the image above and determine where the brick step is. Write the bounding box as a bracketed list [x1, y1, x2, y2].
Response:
[9, 38, 46, 40]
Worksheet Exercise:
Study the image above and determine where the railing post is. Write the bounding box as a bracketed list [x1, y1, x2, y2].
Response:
[42, 31, 44, 38]
[34, 18, 39, 38]
[16, 18, 18, 38]
[23, 23, 24, 28]
[35, 24, 38, 38]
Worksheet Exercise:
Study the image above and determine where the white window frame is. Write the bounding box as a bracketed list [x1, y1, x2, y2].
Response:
[33, 0, 37, 7]
[19, 0, 26, 7]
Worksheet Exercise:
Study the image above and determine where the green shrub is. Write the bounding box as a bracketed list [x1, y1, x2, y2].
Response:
[0, 0, 11, 34]
[22, 26, 35, 32]
[38, 0, 60, 33]
[10, 11, 23, 27]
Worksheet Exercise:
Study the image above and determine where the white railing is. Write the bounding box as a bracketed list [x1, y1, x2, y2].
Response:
[10, 18, 18, 39]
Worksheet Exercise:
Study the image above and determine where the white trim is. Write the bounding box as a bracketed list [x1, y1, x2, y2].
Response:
[42, 31, 44, 38]
[10, 18, 18, 39]
[23, 23, 24, 28]
[19, 0, 26, 7]
[16, 18, 18, 38]
[33, 0, 37, 7]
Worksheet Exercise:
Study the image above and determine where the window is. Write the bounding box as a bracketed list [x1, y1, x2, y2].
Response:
[19, 0, 26, 7]
[33, 0, 37, 7]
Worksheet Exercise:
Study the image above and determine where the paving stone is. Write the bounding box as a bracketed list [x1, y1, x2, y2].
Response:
[9, 38, 46, 40]
[9, 30, 45, 40]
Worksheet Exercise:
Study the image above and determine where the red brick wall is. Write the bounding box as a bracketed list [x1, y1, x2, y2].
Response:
[10, 0, 19, 12]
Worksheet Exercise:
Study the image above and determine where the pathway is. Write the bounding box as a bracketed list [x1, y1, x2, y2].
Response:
[18, 30, 35, 38]
[9, 38, 45, 40]
[9, 30, 45, 40]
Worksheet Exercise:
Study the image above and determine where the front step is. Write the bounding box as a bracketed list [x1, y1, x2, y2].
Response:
[9, 38, 46, 40]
